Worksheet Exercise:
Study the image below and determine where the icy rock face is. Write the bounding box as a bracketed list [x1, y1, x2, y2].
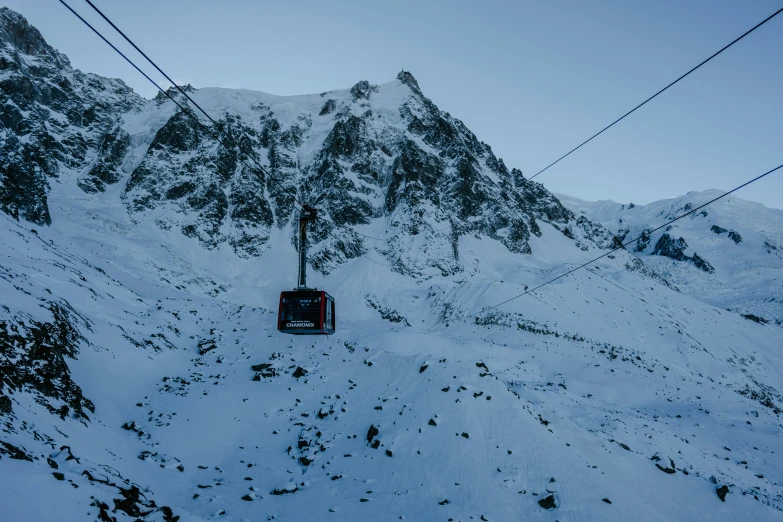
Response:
[651, 233, 714, 273]
[710, 225, 743, 245]
[396, 70, 420, 91]
[122, 70, 584, 274]
[0, 8, 142, 224]
[78, 119, 132, 193]
[0, 301, 94, 422]
[295, 72, 578, 276]
[0, 8, 607, 273]
[124, 107, 277, 256]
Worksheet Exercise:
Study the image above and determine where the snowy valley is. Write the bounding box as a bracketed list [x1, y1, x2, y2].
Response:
[1, 7, 782, 522]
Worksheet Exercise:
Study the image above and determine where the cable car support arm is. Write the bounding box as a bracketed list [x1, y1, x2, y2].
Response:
[298, 205, 317, 289]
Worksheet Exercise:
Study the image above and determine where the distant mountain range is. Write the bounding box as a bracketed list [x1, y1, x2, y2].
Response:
[558, 190, 783, 326]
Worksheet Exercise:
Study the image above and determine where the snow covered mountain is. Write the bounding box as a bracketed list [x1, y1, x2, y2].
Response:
[0, 7, 142, 225]
[2, 4, 596, 278]
[557, 191, 783, 327]
[2, 8, 782, 522]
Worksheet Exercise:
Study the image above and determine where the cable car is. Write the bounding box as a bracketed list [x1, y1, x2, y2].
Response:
[278, 205, 336, 335]
[278, 290, 335, 334]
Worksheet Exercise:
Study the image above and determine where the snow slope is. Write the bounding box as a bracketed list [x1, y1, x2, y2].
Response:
[3, 180, 783, 521]
[557, 190, 783, 327]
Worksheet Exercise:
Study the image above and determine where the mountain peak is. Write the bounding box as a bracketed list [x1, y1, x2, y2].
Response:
[350, 79, 382, 101]
[396, 70, 420, 92]
[0, 7, 63, 63]
[153, 83, 198, 101]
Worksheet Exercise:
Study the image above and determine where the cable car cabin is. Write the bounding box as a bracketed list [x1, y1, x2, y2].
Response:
[278, 205, 335, 335]
[278, 290, 335, 335]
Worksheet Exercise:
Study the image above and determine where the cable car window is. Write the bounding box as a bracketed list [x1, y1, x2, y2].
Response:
[282, 296, 321, 309]
[280, 293, 322, 331]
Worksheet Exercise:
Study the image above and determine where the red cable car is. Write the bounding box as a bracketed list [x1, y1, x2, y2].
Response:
[278, 205, 336, 335]
[278, 290, 335, 335]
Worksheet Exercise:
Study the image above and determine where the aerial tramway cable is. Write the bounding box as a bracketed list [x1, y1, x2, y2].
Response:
[82, 0, 389, 243]
[479, 163, 783, 315]
[466, 6, 783, 313]
[60, 0, 391, 302]
[82, 0, 311, 209]
[63, 0, 386, 244]
[527, 6, 783, 181]
[63, 1, 780, 315]
[471, 5, 783, 237]
[58, 0, 303, 211]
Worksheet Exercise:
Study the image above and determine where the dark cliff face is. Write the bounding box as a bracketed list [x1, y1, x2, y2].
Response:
[0, 300, 94, 422]
[0, 8, 142, 225]
[291, 76, 577, 275]
[0, 7, 65, 64]
[652, 233, 714, 274]
[124, 107, 276, 257]
[710, 225, 743, 245]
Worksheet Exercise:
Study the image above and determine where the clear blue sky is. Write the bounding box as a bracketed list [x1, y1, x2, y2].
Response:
[7, 0, 783, 209]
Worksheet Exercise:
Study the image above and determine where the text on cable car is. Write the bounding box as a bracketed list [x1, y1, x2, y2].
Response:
[286, 321, 315, 328]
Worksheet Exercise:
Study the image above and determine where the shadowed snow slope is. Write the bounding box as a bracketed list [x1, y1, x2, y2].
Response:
[1, 8, 782, 522]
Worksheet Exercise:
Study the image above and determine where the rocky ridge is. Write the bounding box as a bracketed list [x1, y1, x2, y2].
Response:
[1, 6, 617, 279]
[0, 7, 142, 224]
